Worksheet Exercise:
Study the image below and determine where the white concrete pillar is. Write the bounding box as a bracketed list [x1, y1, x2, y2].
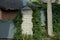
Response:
[47, 0, 53, 36]
[21, 7, 33, 35]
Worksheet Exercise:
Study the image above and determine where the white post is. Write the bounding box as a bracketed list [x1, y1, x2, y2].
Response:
[21, 7, 33, 35]
[47, 0, 53, 36]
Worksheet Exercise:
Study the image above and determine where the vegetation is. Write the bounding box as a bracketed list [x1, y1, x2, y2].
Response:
[32, 7, 42, 40]
[22, 34, 33, 40]
[13, 1, 60, 40]
[52, 3, 60, 37]
[13, 9, 23, 40]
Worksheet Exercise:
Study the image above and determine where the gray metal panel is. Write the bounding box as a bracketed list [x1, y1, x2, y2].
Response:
[0, 21, 15, 38]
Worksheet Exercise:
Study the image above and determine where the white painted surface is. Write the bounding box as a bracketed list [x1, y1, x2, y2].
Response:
[47, 0, 53, 36]
[40, 10, 45, 26]
[22, 7, 33, 35]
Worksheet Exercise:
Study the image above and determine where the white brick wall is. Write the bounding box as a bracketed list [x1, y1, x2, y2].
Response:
[22, 8, 33, 35]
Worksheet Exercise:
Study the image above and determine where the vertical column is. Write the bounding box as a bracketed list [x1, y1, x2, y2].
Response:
[22, 8, 33, 35]
[47, 0, 53, 36]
